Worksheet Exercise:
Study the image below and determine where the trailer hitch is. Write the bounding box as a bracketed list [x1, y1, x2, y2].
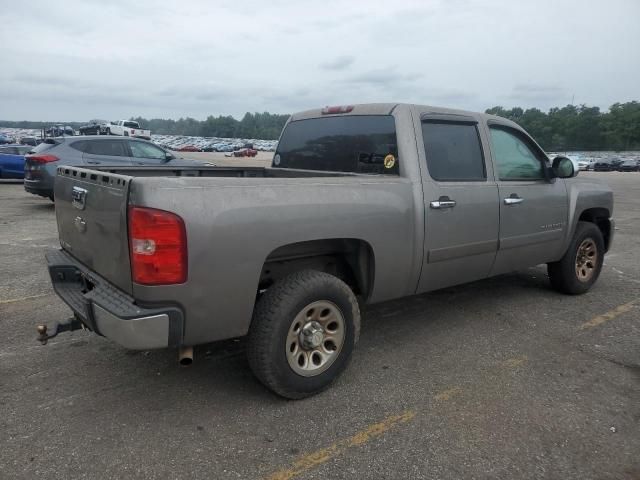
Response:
[36, 316, 84, 345]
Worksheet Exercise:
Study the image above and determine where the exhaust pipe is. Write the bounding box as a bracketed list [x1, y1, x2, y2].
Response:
[178, 346, 193, 366]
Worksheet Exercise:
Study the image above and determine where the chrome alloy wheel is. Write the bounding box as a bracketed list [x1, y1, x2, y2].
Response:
[285, 300, 345, 377]
[575, 238, 598, 282]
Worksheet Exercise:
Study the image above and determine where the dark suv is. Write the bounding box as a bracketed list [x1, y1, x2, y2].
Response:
[24, 136, 200, 200]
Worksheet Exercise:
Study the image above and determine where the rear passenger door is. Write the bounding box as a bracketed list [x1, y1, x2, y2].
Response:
[416, 114, 500, 293]
[486, 124, 569, 275]
[80, 139, 132, 166]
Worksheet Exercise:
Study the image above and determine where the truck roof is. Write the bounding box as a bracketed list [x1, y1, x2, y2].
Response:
[289, 103, 521, 130]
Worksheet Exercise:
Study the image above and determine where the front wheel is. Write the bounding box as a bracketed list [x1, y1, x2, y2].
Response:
[548, 221, 605, 295]
[247, 270, 360, 399]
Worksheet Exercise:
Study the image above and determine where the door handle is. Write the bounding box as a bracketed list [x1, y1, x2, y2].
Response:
[87, 161, 100, 165]
[430, 196, 457, 209]
[504, 195, 524, 205]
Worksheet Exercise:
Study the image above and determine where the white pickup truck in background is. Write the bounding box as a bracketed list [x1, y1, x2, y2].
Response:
[106, 120, 151, 140]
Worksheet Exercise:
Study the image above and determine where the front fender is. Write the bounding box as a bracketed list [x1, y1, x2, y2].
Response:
[562, 178, 614, 255]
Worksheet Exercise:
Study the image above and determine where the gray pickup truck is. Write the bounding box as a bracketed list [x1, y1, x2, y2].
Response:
[41, 103, 614, 399]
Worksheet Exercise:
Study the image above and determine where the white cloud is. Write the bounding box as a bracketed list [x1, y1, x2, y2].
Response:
[0, 0, 638, 120]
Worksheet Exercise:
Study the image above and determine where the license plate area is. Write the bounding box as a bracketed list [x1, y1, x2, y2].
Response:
[49, 265, 97, 331]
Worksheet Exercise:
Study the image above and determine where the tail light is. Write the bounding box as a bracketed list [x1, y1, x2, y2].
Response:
[128, 206, 187, 285]
[131, 129, 136, 134]
[27, 154, 59, 164]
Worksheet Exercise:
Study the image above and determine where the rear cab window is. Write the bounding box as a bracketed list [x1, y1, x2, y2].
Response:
[274, 115, 399, 175]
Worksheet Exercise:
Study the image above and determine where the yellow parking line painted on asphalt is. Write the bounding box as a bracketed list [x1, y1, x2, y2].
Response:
[503, 356, 528, 368]
[580, 300, 637, 330]
[0, 293, 50, 305]
[265, 384, 466, 480]
[433, 386, 462, 401]
[265, 410, 416, 480]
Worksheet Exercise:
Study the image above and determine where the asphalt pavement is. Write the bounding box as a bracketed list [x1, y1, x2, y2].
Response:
[1, 172, 638, 479]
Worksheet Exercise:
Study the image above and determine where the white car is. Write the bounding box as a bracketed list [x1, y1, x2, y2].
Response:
[577, 159, 596, 171]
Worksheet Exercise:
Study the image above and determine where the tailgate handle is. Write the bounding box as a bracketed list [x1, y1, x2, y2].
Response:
[72, 186, 88, 210]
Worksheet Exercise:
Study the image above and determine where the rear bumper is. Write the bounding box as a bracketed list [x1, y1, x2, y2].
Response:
[24, 179, 53, 197]
[46, 249, 184, 349]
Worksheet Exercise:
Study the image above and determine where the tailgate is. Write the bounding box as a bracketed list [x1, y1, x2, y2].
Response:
[54, 166, 133, 294]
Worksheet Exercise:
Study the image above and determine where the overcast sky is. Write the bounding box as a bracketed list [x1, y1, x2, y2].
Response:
[1, 0, 638, 121]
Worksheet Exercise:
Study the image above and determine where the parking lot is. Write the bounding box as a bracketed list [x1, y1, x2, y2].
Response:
[1, 172, 638, 479]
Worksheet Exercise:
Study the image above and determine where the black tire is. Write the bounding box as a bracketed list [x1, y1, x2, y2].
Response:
[106, 128, 111, 135]
[247, 270, 360, 399]
[548, 221, 604, 295]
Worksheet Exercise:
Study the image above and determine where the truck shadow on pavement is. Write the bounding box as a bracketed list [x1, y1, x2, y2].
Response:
[74, 266, 556, 403]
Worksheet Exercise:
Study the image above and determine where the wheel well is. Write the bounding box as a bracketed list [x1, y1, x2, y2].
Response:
[259, 239, 375, 300]
[578, 208, 612, 251]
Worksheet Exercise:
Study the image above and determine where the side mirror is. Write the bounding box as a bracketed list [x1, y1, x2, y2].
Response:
[552, 156, 577, 178]
[164, 152, 175, 161]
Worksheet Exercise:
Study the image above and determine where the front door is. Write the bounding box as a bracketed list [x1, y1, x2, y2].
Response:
[486, 125, 569, 275]
[128, 140, 169, 165]
[417, 118, 500, 293]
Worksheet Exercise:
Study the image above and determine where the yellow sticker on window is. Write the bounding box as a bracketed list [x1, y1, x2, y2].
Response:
[384, 154, 396, 169]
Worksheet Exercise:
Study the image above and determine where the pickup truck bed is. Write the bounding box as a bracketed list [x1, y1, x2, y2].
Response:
[52, 163, 415, 345]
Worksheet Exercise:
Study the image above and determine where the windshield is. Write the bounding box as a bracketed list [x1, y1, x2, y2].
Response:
[274, 115, 399, 174]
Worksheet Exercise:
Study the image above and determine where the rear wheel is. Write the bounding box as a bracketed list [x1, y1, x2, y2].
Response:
[106, 128, 111, 135]
[247, 270, 360, 399]
[548, 221, 604, 294]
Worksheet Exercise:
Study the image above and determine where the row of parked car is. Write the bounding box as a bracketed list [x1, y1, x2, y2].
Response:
[592, 158, 640, 172]
[152, 135, 277, 152]
[550, 154, 640, 172]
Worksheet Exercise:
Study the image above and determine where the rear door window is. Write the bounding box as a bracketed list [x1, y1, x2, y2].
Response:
[83, 140, 128, 156]
[422, 122, 486, 181]
[274, 115, 399, 174]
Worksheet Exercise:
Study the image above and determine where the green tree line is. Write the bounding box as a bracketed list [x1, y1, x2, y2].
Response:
[2, 102, 639, 147]
[486, 101, 640, 151]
